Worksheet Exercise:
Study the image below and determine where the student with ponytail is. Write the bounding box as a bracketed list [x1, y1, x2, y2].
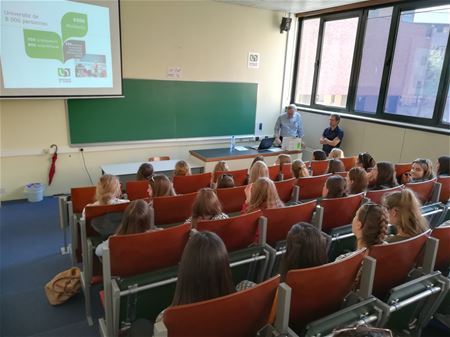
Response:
[382, 189, 429, 243]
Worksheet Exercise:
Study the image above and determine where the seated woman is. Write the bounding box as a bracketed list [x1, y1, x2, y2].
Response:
[347, 167, 368, 195]
[211, 160, 229, 189]
[217, 174, 235, 189]
[291, 159, 309, 178]
[136, 163, 154, 181]
[173, 160, 191, 176]
[410, 158, 435, 182]
[95, 199, 157, 257]
[382, 189, 429, 243]
[274, 154, 292, 181]
[322, 175, 347, 199]
[248, 160, 269, 184]
[185, 188, 228, 227]
[326, 158, 345, 174]
[280, 223, 328, 281]
[329, 148, 344, 159]
[147, 174, 176, 204]
[243, 177, 284, 213]
[356, 152, 376, 172]
[313, 149, 327, 161]
[437, 155, 450, 176]
[368, 161, 398, 191]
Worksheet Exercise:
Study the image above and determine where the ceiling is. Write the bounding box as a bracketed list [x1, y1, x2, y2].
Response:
[219, 0, 367, 14]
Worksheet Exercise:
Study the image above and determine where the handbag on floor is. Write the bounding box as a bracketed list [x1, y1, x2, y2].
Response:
[44, 267, 81, 305]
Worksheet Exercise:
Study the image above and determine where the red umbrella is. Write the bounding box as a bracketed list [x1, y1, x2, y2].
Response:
[48, 144, 58, 185]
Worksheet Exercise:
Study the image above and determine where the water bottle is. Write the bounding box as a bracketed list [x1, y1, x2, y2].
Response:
[230, 136, 235, 151]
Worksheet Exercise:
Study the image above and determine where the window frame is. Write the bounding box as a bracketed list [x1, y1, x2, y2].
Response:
[291, 0, 450, 133]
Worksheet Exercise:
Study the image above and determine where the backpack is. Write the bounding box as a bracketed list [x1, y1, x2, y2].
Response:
[44, 267, 81, 305]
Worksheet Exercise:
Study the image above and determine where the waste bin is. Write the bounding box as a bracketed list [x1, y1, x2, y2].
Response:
[24, 183, 44, 202]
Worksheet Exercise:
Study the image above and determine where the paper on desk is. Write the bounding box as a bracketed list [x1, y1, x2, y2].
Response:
[234, 146, 248, 151]
[267, 148, 283, 152]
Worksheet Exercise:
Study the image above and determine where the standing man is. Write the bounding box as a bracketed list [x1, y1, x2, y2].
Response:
[320, 114, 344, 155]
[274, 104, 304, 146]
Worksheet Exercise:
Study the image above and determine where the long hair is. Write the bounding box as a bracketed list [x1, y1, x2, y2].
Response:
[248, 161, 269, 184]
[326, 158, 345, 174]
[246, 177, 284, 213]
[212, 161, 229, 184]
[149, 174, 176, 197]
[250, 156, 266, 168]
[357, 152, 376, 172]
[116, 199, 154, 235]
[190, 188, 224, 227]
[348, 167, 368, 194]
[437, 156, 450, 176]
[174, 160, 191, 176]
[172, 231, 235, 306]
[280, 223, 328, 281]
[411, 158, 434, 181]
[324, 175, 347, 198]
[382, 189, 429, 237]
[95, 174, 121, 205]
[136, 163, 154, 181]
[292, 159, 309, 178]
[356, 203, 389, 248]
[276, 154, 292, 170]
[374, 161, 397, 188]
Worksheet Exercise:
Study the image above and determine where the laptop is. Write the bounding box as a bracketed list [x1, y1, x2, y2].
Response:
[250, 137, 275, 150]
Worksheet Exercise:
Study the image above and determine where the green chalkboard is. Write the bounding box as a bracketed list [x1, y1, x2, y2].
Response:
[67, 79, 257, 144]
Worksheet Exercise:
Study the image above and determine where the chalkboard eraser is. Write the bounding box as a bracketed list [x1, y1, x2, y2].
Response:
[259, 123, 262, 130]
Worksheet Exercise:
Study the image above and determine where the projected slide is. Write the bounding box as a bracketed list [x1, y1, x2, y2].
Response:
[1, 0, 113, 89]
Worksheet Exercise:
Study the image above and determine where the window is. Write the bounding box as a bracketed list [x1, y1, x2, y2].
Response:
[355, 7, 393, 113]
[315, 17, 359, 108]
[443, 87, 450, 124]
[385, 5, 450, 119]
[294, 19, 320, 105]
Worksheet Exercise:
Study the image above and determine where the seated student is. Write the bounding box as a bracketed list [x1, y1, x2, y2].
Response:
[95, 199, 157, 257]
[83, 174, 128, 217]
[347, 167, 368, 195]
[368, 162, 398, 191]
[280, 223, 329, 281]
[291, 159, 309, 178]
[336, 203, 389, 261]
[185, 188, 228, 227]
[136, 163, 154, 181]
[217, 174, 235, 189]
[410, 158, 435, 182]
[243, 157, 268, 185]
[326, 158, 345, 174]
[437, 155, 450, 176]
[382, 189, 429, 243]
[211, 160, 229, 188]
[243, 177, 284, 213]
[323, 175, 347, 199]
[274, 154, 292, 181]
[173, 160, 191, 176]
[250, 155, 266, 168]
[156, 231, 236, 322]
[313, 149, 327, 161]
[147, 174, 176, 204]
[329, 148, 344, 159]
[356, 152, 376, 172]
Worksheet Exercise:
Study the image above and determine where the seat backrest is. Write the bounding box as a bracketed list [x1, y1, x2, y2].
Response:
[395, 163, 412, 178]
[109, 223, 191, 277]
[281, 163, 293, 179]
[215, 169, 248, 186]
[311, 160, 330, 176]
[368, 231, 429, 299]
[153, 192, 197, 225]
[173, 172, 212, 194]
[126, 180, 149, 201]
[216, 185, 246, 213]
[268, 165, 281, 181]
[431, 225, 450, 273]
[405, 178, 437, 204]
[71, 186, 96, 214]
[340, 157, 357, 171]
[437, 176, 450, 203]
[296, 173, 331, 200]
[163, 276, 280, 337]
[148, 156, 170, 161]
[366, 185, 404, 205]
[84, 202, 130, 237]
[320, 193, 364, 232]
[285, 250, 366, 333]
[263, 200, 317, 246]
[274, 178, 296, 203]
[196, 211, 262, 252]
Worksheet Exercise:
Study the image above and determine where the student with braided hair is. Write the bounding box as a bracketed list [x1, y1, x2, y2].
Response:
[382, 189, 429, 243]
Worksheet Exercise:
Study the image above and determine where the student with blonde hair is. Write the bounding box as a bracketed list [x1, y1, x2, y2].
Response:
[244, 177, 284, 213]
[147, 174, 176, 203]
[347, 167, 368, 195]
[211, 160, 229, 188]
[410, 158, 434, 182]
[248, 160, 269, 184]
[329, 148, 344, 159]
[173, 160, 191, 176]
[185, 188, 228, 227]
[291, 159, 309, 178]
[382, 189, 429, 243]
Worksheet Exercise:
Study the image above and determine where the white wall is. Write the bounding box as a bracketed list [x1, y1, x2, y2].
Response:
[0, 0, 287, 200]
